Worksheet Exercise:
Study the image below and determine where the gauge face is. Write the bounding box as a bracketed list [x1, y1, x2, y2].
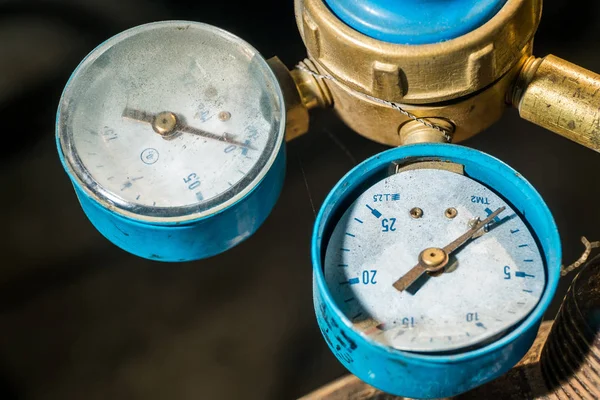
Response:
[57, 21, 284, 222]
[324, 167, 546, 353]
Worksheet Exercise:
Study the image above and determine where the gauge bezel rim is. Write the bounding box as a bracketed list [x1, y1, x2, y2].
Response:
[312, 143, 561, 364]
[56, 20, 286, 224]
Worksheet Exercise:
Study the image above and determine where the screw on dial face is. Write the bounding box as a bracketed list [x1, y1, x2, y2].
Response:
[324, 168, 546, 353]
[56, 21, 284, 222]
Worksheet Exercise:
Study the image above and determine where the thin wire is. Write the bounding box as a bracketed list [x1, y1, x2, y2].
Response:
[296, 64, 453, 142]
[296, 151, 317, 218]
[323, 128, 357, 165]
[562, 236, 600, 276]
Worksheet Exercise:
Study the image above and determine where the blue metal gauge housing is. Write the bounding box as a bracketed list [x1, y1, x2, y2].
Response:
[58, 147, 285, 262]
[312, 144, 561, 398]
[56, 21, 287, 262]
[324, 0, 508, 44]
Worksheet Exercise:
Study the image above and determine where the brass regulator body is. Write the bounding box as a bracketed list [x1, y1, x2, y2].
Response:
[288, 0, 600, 150]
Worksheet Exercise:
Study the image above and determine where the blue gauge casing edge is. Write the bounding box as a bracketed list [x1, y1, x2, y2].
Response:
[57, 141, 286, 262]
[311, 143, 561, 398]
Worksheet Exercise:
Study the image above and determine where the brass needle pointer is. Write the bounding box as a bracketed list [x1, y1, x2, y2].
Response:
[122, 107, 256, 150]
[392, 206, 506, 292]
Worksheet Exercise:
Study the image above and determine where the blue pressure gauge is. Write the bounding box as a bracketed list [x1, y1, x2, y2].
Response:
[312, 144, 561, 398]
[56, 21, 286, 261]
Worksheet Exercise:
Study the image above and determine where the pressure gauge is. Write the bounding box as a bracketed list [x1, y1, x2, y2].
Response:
[312, 144, 561, 398]
[56, 21, 286, 261]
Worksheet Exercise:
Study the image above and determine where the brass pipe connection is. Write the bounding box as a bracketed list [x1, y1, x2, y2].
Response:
[399, 119, 454, 145]
[285, 0, 600, 152]
[512, 55, 600, 152]
[267, 56, 331, 142]
[293, 0, 541, 146]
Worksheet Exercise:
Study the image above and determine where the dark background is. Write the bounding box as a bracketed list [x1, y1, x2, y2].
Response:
[1, 1, 599, 399]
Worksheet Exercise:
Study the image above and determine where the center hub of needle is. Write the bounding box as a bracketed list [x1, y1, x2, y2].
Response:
[152, 111, 178, 137]
[419, 247, 448, 273]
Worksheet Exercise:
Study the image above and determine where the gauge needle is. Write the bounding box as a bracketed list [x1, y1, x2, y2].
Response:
[122, 107, 256, 150]
[392, 206, 506, 292]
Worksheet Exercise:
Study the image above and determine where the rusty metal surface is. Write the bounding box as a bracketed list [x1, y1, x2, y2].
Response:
[540, 254, 600, 399]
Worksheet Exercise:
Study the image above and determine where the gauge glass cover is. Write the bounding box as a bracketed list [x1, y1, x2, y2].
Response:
[324, 168, 546, 353]
[57, 21, 285, 222]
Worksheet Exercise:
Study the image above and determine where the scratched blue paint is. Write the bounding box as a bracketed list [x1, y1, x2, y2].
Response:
[312, 144, 561, 398]
[58, 142, 285, 262]
[324, 0, 507, 44]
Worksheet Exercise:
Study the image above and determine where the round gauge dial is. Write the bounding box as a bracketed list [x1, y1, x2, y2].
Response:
[57, 21, 284, 222]
[324, 167, 546, 353]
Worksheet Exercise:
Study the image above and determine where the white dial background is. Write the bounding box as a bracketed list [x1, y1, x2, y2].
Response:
[57, 22, 284, 221]
[324, 168, 546, 353]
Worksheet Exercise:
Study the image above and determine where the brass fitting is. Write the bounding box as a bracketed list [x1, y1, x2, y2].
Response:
[399, 119, 454, 145]
[293, 0, 542, 145]
[512, 55, 600, 152]
[291, 59, 332, 110]
[296, 0, 539, 103]
[288, 0, 600, 152]
[267, 56, 331, 142]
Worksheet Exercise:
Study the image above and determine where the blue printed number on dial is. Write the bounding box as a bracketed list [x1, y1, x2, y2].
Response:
[373, 193, 400, 202]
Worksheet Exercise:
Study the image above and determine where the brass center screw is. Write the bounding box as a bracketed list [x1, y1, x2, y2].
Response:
[445, 208, 458, 219]
[410, 207, 424, 219]
[152, 111, 178, 137]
